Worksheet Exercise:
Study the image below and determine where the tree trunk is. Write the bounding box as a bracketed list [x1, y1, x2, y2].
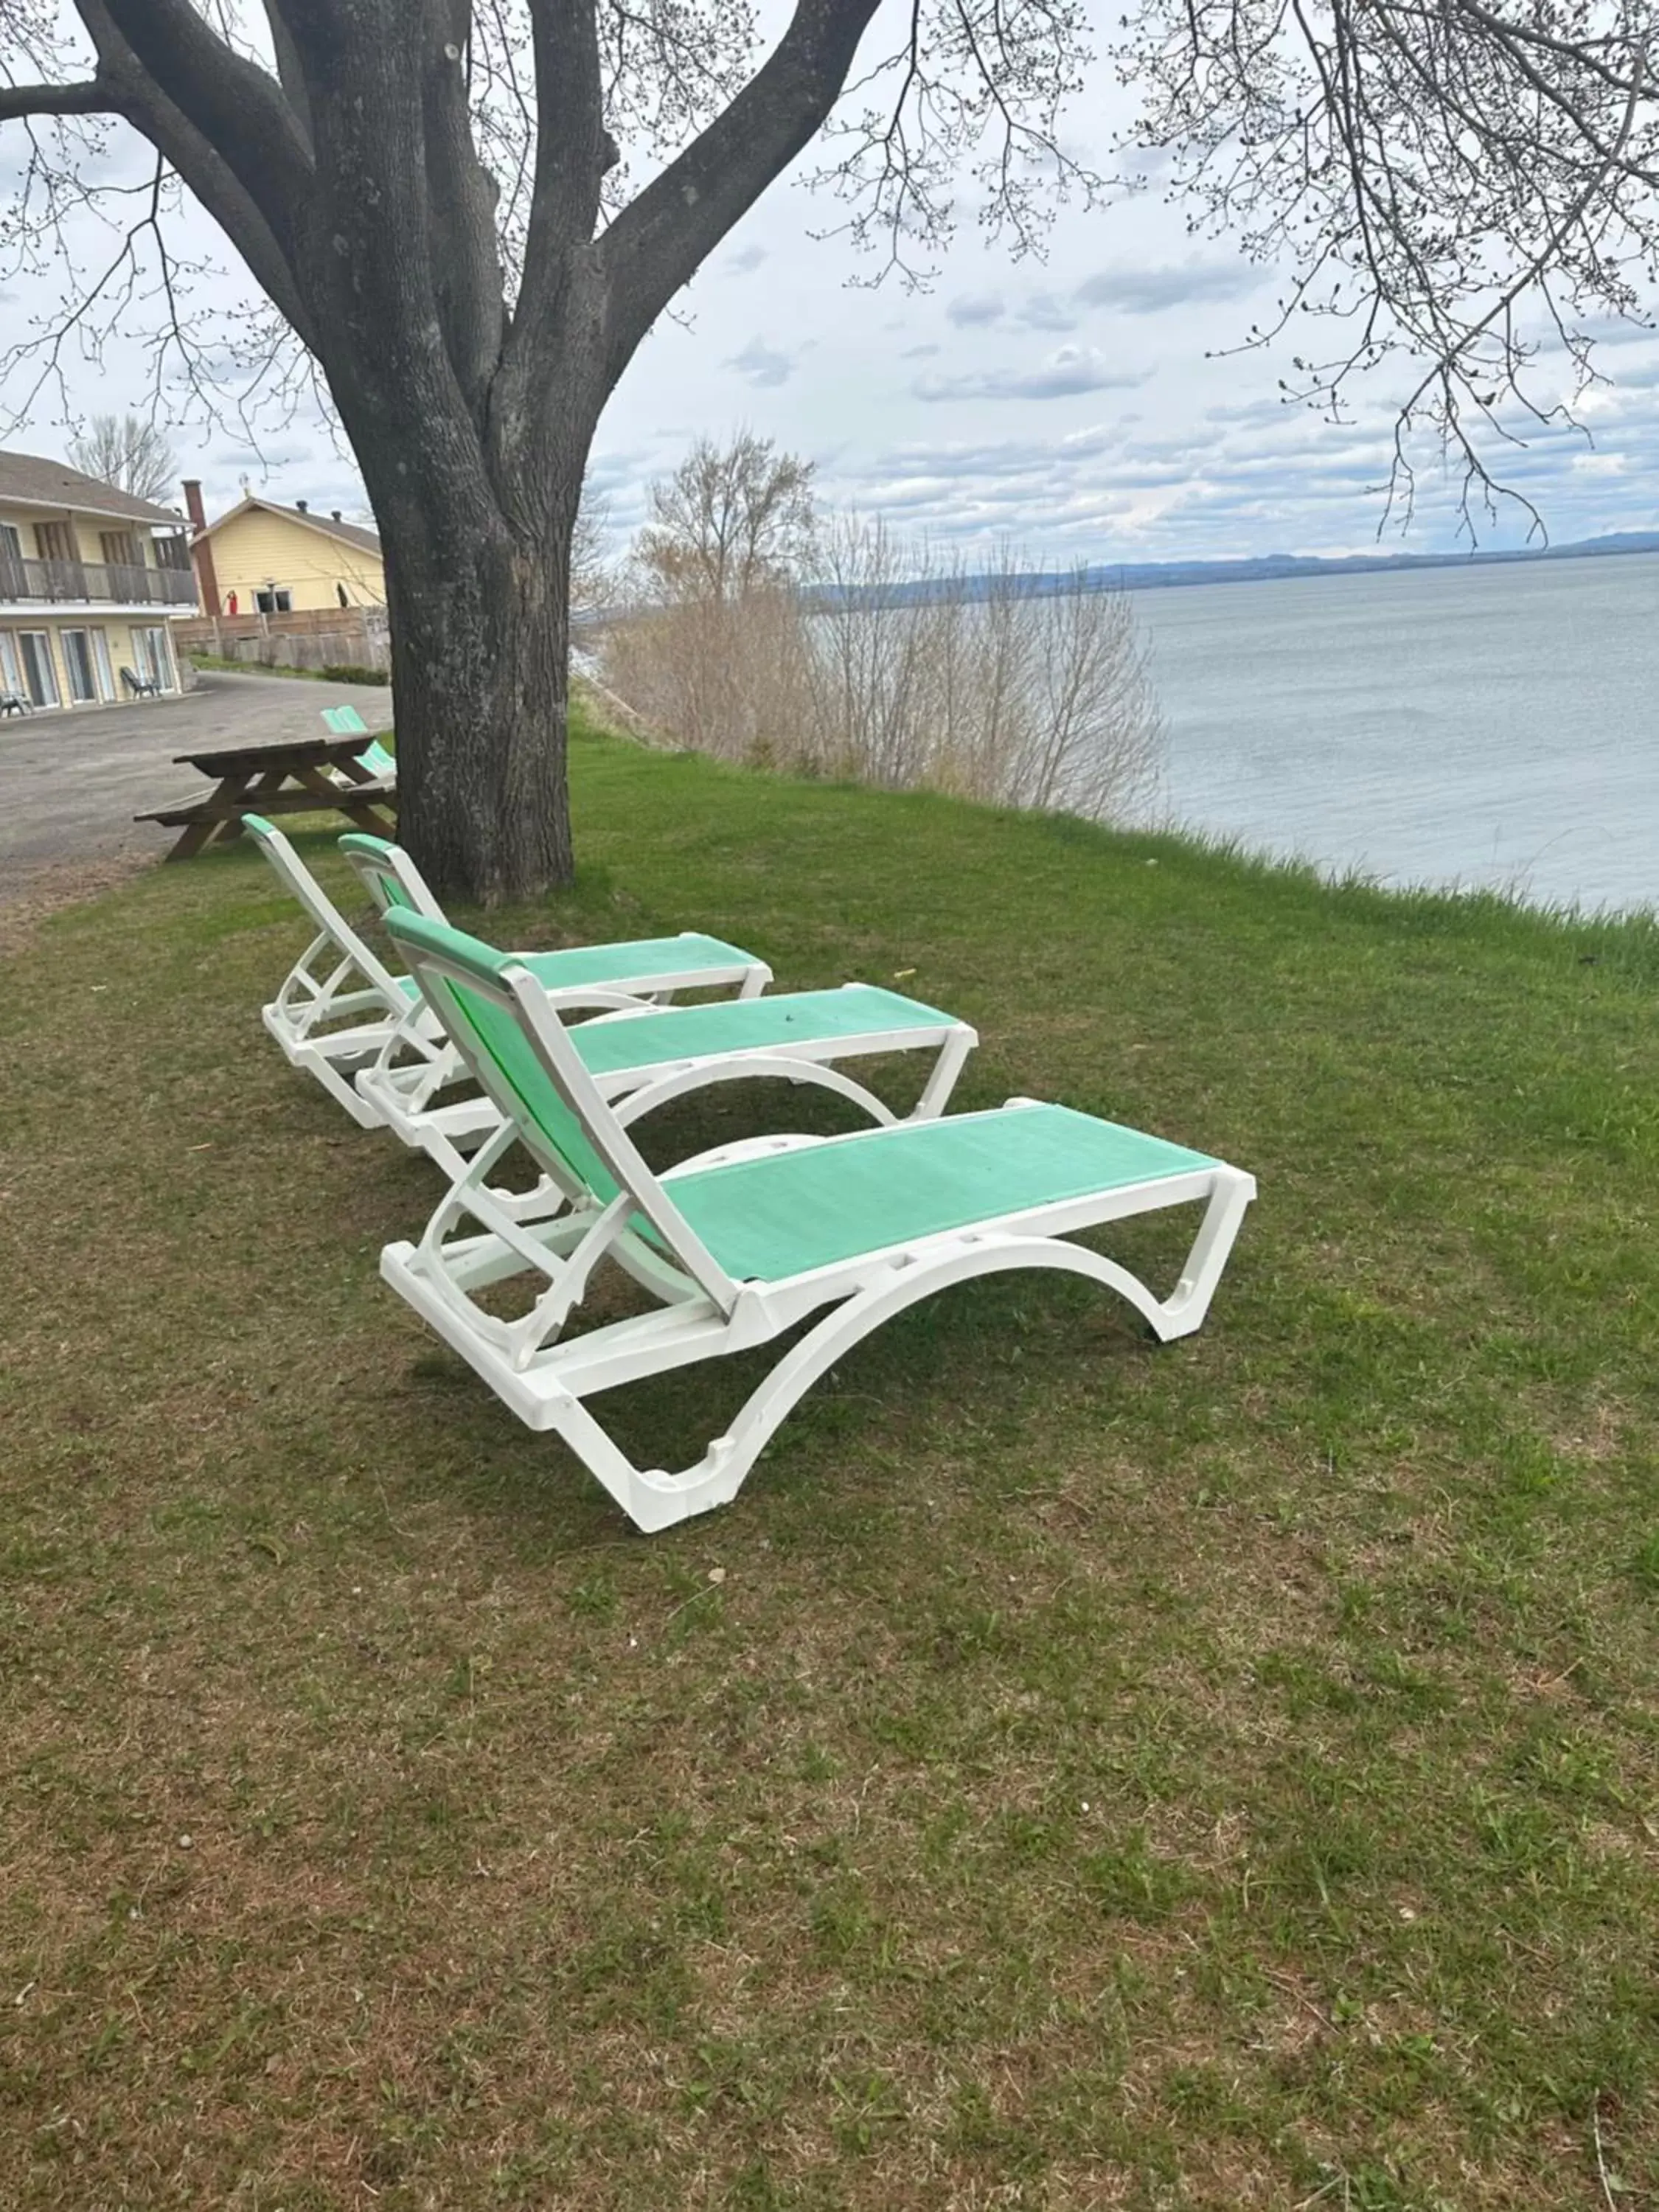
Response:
[383, 515, 576, 907]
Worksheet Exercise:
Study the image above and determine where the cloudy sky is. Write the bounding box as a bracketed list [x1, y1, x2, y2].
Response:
[5, 4, 1659, 564]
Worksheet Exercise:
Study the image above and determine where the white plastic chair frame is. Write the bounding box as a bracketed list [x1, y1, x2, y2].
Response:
[380, 918, 1257, 1534]
[247, 817, 776, 1138]
[338, 834, 973, 1182]
[248, 815, 438, 1127]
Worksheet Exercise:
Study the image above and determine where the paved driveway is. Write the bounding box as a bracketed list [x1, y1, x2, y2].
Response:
[0, 669, 394, 890]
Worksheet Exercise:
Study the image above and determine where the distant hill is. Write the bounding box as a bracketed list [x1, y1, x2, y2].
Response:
[807, 529, 1659, 609]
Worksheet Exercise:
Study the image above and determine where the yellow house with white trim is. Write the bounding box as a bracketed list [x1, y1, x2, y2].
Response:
[190, 495, 386, 616]
[0, 449, 198, 712]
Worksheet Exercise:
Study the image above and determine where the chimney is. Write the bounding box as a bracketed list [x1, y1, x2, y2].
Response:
[182, 479, 219, 618]
[332, 509, 342, 522]
[294, 498, 308, 512]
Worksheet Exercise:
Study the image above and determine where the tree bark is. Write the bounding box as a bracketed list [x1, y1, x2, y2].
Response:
[383, 510, 576, 906]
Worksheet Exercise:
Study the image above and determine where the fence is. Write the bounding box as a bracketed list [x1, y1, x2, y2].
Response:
[173, 606, 391, 676]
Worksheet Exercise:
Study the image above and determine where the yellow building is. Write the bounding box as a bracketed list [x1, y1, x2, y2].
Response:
[189, 493, 386, 616]
[0, 450, 198, 712]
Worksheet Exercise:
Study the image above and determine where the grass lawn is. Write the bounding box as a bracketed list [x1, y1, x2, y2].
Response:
[3, 724, 1657, 2210]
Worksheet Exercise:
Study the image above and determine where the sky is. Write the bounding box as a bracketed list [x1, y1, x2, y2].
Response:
[4, 4, 1659, 564]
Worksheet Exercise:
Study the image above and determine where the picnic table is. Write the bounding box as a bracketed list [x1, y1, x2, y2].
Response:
[136, 734, 396, 861]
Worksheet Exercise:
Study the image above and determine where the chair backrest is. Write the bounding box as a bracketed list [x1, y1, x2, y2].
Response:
[355, 738, 396, 778]
[243, 814, 408, 1012]
[337, 832, 448, 924]
[321, 703, 369, 736]
[384, 907, 737, 1310]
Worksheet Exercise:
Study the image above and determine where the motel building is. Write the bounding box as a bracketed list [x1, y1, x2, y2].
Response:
[0, 450, 199, 714]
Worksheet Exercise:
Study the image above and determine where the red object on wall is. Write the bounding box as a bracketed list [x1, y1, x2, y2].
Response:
[226, 591, 237, 615]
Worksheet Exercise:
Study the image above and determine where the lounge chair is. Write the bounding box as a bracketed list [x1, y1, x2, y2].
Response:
[245, 813, 771, 1131]
[379, 909, 1256, 1533]
[247, 819, 976, 1175]
[334, 832, 973, 1175]
[321, 704, 395, 783]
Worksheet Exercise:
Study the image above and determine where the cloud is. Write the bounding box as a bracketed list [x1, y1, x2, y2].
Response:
[1075, 262, 1262, 315]
[946, 291, 1006, 328]
[915, 345, 1148, 403]
[1018, 293, 1079, 333]
[726, 336, 796, 389]
[901, 343, 942, 359]
[723, 245, 767, 276]
[946, 288, 1078, 334]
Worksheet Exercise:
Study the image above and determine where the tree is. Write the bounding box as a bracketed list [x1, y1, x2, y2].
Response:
[0, 3, 1098, 902]
[68, 411, 178, 502]
[635, 432, 818, 603]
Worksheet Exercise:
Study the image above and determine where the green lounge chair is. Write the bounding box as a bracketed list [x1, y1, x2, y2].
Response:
[248, 819, 976, 1176]
[321, 703, 395, 782]
[380, 908, 1256, 1534]
[335, 832, 974, 1175]
[246, 814, 773, 1135]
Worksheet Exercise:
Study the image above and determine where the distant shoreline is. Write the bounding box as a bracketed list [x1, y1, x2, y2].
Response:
[807, 529, 1659, 609]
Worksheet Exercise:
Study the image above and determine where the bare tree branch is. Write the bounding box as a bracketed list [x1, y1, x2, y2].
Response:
[1116, 0, 1659, 534]
[86, 0, 313, 248]
[0, 77, 110, 118]
[597, 0, 885, 377]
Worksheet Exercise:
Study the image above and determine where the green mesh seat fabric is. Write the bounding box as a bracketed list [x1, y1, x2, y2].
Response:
[565, 985, 952, 1079]
[512, 936, 758, 990]
[668, 1107, 1218, 1283]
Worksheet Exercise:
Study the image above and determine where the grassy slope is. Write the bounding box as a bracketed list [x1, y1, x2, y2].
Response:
[2, 726, 1657, 2211]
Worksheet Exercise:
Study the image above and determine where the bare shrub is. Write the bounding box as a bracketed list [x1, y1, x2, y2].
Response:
[599, 493, 1164, 825]
[799, 520, 1164, 820]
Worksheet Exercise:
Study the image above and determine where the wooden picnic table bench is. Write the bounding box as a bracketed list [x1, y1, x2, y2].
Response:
[136, 733, 397, 861]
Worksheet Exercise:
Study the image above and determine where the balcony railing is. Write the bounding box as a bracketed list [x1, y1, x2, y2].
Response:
[0, 556, 198, 609]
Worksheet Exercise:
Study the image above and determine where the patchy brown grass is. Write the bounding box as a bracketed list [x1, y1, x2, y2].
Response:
[2, 729, 1658, 2208]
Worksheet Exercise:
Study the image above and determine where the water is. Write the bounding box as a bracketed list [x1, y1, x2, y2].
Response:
[1133, 551, 1659, 912]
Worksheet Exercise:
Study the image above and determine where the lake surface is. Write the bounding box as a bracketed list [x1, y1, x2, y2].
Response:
[1132, 551, 1659, 912]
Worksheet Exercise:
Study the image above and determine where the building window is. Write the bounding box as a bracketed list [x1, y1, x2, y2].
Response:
[153, 534, 191, 571]
[35, 521, 78, 563]
[254, 586, 293, 614]
[60, 628, 100, 704]
[133, 625, 175, 692]
[15, 630, 60, 707]
[0, 524, 22, 594]
[100, 530, 142, 569]
[90, 629, 116, 699]
[0, 630, 23, 701]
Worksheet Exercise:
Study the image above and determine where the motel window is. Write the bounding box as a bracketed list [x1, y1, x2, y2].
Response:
[60, 628, 100, 704]
[35, 521, 79, 564]
[16, 630, 60, 707]
[254, 586, 293, 614]
[133, 625, 176, 692]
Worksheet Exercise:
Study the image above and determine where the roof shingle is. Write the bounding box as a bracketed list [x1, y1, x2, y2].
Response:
[0, 448, 184, 526]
